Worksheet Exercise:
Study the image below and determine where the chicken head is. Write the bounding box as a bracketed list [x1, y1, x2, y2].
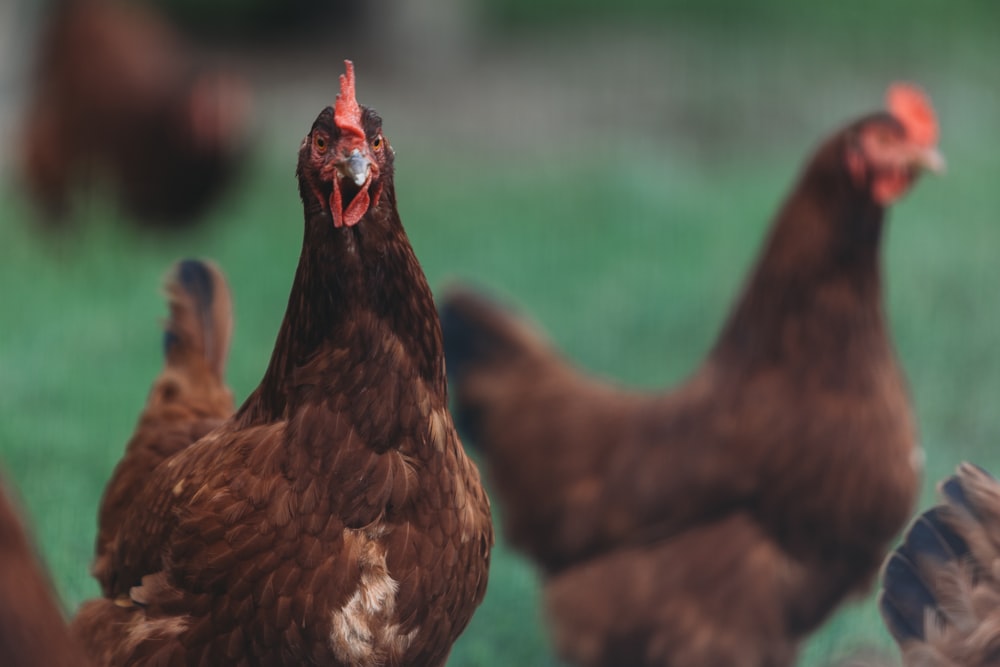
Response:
[297, 60, 390, 228]
[846, 83, 944, 206]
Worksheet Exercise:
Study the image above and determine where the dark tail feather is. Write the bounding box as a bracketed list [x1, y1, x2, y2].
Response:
[879, 463, 1000, 666]
[879, 507, 964, 644]
[439, 286, 544, 445]
[440, 287, 524, 383]
[163, 259, 232, 380]
[91, 260, 234, 595]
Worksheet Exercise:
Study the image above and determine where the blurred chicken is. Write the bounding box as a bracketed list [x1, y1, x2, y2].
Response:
[880, 463, 1000, 666]
[72, 61, 492, 666]
[19, 0, 251, 227]
[91, 259, 234, 595]
[0, 474, 86, 666]
[441, 84, 943, 666]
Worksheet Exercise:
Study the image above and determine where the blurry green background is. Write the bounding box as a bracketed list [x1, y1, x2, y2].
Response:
[2, 0, 1000, 664]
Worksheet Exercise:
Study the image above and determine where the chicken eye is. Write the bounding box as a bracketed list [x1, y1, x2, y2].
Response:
[372, 135, 383, 151]
[873, 127, 895, 145]
[314, 134, 328, 154]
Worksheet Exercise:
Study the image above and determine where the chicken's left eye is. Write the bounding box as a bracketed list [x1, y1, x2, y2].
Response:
[314, 135, 328, 153]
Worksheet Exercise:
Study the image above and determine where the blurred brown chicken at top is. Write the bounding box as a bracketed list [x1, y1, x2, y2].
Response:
[441, 84, 943, 666]
[19, 0, 251, 227]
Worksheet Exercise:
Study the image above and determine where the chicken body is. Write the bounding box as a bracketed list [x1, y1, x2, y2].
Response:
[442, 87, 941, 666]
[72, 63, 492, 666]
[880, 463, 1000, 667]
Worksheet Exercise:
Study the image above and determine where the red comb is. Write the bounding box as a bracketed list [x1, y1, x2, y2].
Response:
[886, 83, 938, 147]
[334, 60, 365, 143]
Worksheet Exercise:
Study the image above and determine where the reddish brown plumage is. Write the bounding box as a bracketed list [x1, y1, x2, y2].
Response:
[0, 475, 87, 667]
[19, 0, 250, 226]
[441, 87, 940, 666]
[92, 259, 234, 596]
[72, 64, 492, 666]
[880, 463, 1000, 667]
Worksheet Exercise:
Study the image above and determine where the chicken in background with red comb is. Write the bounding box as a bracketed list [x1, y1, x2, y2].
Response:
[71, 61, 492, 666]
[440, 83, 942, 666]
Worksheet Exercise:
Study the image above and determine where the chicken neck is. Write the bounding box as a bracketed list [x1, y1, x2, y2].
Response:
[237, 190, 446, 427]
[710, 147, 891, 382]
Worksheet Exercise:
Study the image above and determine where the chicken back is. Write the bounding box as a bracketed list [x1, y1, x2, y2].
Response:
[72, 61, 492, 667]
[441, 84, 942, 666]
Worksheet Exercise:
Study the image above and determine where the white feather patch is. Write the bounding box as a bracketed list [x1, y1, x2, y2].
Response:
[329, 530, 415, 666]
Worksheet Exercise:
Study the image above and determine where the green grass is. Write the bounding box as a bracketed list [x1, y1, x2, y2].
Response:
[3, 16, 1000, 665]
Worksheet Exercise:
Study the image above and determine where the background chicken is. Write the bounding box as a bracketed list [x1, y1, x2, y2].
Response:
[92, 259, 234, 595]
[0, 474, 85, 667]
[440, 84, 942, 666]
[18, 0, 251, 227]
[879, 462, 1000, 666]
[71, 61, 492, 666]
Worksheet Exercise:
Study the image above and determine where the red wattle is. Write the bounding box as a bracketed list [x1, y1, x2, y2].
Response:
[330, 177, 345, 228]
[330, 170, 374, 228]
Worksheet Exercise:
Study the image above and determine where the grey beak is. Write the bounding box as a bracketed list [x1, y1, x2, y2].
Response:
[916, 146, 946, 174]
[337, 148, 371, 186]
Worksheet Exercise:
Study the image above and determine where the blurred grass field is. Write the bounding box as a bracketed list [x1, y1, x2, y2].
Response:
[3, 2, 1000, 665]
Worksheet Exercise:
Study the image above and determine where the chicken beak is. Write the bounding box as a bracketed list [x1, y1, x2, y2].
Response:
[327, 145, 378, 228]
[336, 148, 372, 186]
[914, 145, 946, 174]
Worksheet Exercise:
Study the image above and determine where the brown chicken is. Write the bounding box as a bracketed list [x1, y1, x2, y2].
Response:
[92, 259, 235, 595]
[880, 463, 1000, 666]
[72, 61, 492, 666]
[20, 0, 250, 226]
[0, 475, 86, 666]
[440, 84, 943, 666]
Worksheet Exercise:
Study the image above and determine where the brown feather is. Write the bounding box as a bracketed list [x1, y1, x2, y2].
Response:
[92, 259, 234, 595]
[880, 464, 1000, 667]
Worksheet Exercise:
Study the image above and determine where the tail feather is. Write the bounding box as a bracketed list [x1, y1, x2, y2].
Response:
[879, 462, 1000, 666]
[439, 286, 548, 443]
[899, 509, 970, 565]
[163, 259, 233, 380]
[881, 552, 936, 643]
[93, 259, 235, 594]
[944, 464, 1000, 565]
[440, 286, 539, 381]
